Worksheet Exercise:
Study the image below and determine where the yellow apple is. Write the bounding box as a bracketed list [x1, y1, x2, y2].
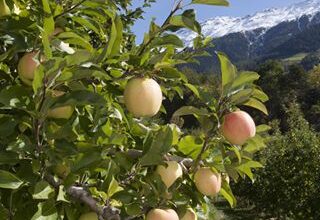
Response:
[194, 167, 221, 196]
[124, 77, 162, 117]
[18, 52, 40, 86]
[146, 208, 179, 220]
[0, 0, 10, 17]
[181, 208, 197, 220]
[47, 90, 74, 119]
[156, 161, 183, 188]
[79, 212, 98, 220]
[221, 110, 256, 145]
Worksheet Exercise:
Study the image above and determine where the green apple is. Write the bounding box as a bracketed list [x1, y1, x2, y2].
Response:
[47, 90, 74, 119]
[156, 161, 183, 188]
[124, 77, 162, 117]
[79, 212, 98, 220]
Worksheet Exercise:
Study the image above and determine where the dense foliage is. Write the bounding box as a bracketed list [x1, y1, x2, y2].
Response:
[234, 104, 320, 219]
[0, 0, 269, 219]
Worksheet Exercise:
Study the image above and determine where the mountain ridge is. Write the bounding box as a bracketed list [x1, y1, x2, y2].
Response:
[179, 0, 320, 47]
[179, 0, 320, 73]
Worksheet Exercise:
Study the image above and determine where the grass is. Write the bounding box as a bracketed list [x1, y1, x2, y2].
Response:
[282, 52, 309, 64]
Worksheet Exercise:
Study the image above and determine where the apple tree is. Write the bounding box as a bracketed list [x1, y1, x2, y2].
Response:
[0, 0, 269, 219]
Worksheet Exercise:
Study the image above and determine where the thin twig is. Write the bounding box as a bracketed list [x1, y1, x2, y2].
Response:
[54, 0, 87, 19]
[192, 136, 210, 173]
[137, 0, 183, 56]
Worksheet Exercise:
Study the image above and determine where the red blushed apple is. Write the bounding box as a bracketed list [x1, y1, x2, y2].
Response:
[124, 77, 162, 117]
[146, 208, 179, 220]
[194, 167, 221, 196]
[181, 208, 197, 220]
[221, 110, 256, 145]
[18, 51, 41, 86]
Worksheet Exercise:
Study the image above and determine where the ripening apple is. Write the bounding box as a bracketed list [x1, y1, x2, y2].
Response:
[79, 212, 98, 220]
[194, 167, 221, 196]
[221, 110, 256, 145]
[49, 27, 64, 40]
[0, 0, 10, 17]
[47, 90, 74, 119]
[18, 52, 41, 86]
[124, 77, 162, 117]
[146, 208, 179, 220]
[181, 208, 197, 220]
[156, 161, 183, 188]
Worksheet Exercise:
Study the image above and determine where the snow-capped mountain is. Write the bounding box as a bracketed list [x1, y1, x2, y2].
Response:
[178, 0, 320, 47]
[179, 0, 320, 73]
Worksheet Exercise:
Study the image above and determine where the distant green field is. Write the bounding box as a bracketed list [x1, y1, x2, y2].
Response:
[282, 52, 309, 64]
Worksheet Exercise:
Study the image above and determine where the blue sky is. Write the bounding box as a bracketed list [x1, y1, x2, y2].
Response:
[131, 0, 305, 42]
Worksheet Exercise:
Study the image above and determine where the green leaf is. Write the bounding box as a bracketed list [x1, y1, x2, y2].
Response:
[243, 98, 268, 115]
[108, 177, 123, 198]
[0, 152, 19, 165]
[72, 16, 100, 35]
[125, 203, 143, 216]
[0, 117, 18, 138]
[58, 32, 93, 51]
[178, 135, 204, 159]
[169, 10, 201, 34]
[217, 52, 237, 90]
[32, 65, 45, 93]
[0, 203, 9, 220]
[0, 85, 31, 108]
[51, 90, 105, 108]
[220, 181, 237, 208]
[159, 67, 186, 80]
[256, 124, 271, 133]
[185, 83, 200, 98]
[41, 0, 54, 58]
[173, 106, 208, 118]
[236, 160, 263, 181]
[230, 89, 252, 105]
[231, 71, 260, 89]
[33, 181, 55, 200]
[151, 34, 184, 48]
[243, 135, 267, 153]
[192, 0, 229, 6]
[72, 151, 102, 172]
[252, 88, 269, 102]
[57, 185, 69, 203]
[141, 126, 173, 166]
[107, 15, 123, 57]
[0, 170, 23, 189]
[31, 200, 58, 220]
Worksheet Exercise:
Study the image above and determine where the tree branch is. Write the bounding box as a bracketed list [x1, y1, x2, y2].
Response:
[137, 0, 183, 56]
[54, 0, 87, 19]
[45, 175, 121, 220]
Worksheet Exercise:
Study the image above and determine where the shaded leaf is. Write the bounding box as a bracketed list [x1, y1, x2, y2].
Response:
[0, 170, 23, 189]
